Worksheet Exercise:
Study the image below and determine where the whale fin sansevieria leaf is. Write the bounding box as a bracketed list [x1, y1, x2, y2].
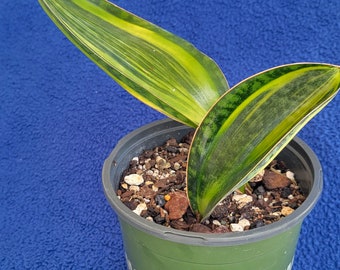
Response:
[38, 0, 229, 127]
[188, 63, 340, 220]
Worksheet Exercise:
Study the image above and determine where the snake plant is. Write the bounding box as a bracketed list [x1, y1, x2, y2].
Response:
[39, 0, 340, 220]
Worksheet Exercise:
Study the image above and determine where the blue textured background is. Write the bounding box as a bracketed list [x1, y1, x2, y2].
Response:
[1, 1, 339, 269]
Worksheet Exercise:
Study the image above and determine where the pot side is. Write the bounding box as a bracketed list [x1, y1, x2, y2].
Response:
[102, 118, 322, 270]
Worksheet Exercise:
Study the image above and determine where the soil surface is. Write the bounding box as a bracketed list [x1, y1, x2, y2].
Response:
[117, 132, 306, 233]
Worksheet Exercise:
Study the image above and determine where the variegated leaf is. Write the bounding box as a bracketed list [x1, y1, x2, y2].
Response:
[187, 63, 340, 219]
[38, 0, 229, 127]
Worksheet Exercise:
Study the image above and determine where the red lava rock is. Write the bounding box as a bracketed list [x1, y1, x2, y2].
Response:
[170, 220, 190, 230]
[190, 223, 212, 233]
[166, 138, 178, 146]
[263, 170, 291, 190]
[212, 225, 230, 233]
[164, 191, 189, 220]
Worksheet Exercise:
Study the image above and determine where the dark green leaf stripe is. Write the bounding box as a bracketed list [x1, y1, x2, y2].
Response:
[188, 63, 340, 219]
[38, 0, 229, 127]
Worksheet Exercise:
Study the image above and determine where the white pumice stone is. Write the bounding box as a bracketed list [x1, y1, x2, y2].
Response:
[238, 218, 251, 229]
[286, 171, 295, 180]
[124, 174, 144, 186]
[232, 194, 253, 203]
[288, 194, 294, 200]
[281, 206, 294, 216]
[272, 212, 281, 217]
[230, 223, 244, 232]
[232, 194, 253, 208]
[146, 170, 154, 176]
[146, 216, 153, 222]
[173, 162, 181, 170]
[213, 220, 221, 226]
[251, 170, 265, 182]
[129, 185, 140, 192]
[133, 203, 147, 216]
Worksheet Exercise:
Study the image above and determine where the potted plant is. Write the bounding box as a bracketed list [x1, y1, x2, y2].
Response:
[38, 0, 340, 269]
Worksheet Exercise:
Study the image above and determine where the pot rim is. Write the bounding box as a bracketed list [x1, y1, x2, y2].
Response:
[102, 118, 323, 246]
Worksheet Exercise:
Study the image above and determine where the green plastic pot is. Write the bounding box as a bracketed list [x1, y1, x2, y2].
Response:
[102, 118, 322, 270]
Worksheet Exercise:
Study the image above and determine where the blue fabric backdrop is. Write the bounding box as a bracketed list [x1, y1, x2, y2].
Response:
[1, 1, 339, 269]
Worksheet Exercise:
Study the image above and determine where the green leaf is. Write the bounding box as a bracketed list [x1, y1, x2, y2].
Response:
[187, 63, 340, 220]
[38, 0, 229, 127]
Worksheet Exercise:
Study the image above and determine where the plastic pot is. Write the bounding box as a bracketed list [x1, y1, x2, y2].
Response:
[102, 118, 322, 270]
